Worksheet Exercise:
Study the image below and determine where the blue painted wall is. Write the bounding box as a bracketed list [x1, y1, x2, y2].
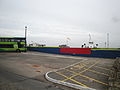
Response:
[27, 47, 120, 58]
[27, 47, 60, 54]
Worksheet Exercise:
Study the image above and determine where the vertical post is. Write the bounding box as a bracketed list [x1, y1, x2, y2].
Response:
[89, 34, 91, 42]
[25, 26, 27, 51]
[105, 42, 107, 48]
[66, 39, 68, 46]
[107, 33, 109, 48]
[88, 34, 91, 48]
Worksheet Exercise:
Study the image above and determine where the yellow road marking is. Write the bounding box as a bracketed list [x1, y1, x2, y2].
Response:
[62, 60, 100, 82]
[88, 69, 109, 76]
[94, 66, 112, 71]
[54, 60, 110, 87]
[70, 64, 85, 70]
[79, 74, 108, 85]
[55, 71, 88, 87]
[79, 60, 101, 73]
[67, 61, 91, 71]
[66, 69, 108, 86]
[68, 63, 110, 77]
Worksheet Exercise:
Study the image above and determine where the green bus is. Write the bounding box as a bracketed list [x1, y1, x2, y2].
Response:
[0, 37, 27, 52]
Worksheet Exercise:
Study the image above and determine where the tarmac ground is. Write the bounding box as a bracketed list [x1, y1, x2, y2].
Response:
[0, 51, 115, 90]
[46, 58, 114, 90]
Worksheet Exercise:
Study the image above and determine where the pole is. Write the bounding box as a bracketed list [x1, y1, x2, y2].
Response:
[89, 34, 91, 42]
[66, 39, 68, 46]
[107, 33, 109, 48]
[25, 26, 27, 39]
[25, 26, 27, 51]
[105, 42, 107, 48]
[88, 34, 91, 48]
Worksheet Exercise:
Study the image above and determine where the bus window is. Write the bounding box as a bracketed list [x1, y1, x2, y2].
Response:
[17, 40, 21, 42]
[19, 44, 25, 48]
[5, 39, 8, 42]
[11, 39, 15, 42]
[0, 44, 14, 48]
[1, 39, 4, 42]
[17, 42, 25, 48]
[21, 40, 25, 42]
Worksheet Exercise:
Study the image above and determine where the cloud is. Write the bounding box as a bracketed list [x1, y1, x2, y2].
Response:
[112, 16, 120, 23]
[0, 0, 120, 47]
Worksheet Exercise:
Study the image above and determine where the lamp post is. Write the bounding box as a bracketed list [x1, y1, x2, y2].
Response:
[107, 33, 109, 48]
[25, 26, 27, 51]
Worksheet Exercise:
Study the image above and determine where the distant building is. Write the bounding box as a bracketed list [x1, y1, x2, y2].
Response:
[59, 44, 70, 48]
[81, 42, 98, 48]
[29, 43, 46, 47]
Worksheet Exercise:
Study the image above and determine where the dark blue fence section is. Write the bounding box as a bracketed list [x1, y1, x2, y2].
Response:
[91, 50, 120, 58]
[27, 47, 60, 54]
[27, 47, 120, 58]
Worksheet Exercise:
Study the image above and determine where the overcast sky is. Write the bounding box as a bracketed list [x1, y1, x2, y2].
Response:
[0, 0, 120, 48]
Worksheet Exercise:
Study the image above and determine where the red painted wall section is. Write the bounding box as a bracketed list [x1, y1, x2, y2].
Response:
[60, 48, 91, 54]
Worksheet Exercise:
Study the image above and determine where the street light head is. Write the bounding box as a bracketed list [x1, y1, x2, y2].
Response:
[25, 26, 27, 29]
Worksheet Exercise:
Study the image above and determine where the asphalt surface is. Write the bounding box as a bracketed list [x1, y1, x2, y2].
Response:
[47, 58, 114, 90]
[0, 52, 115, 90]
[0, 51, 86, 90]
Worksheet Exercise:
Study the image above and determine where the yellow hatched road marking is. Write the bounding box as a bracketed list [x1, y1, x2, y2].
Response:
[70, 64, 85, 70]
[67, 61, 90, 71]
[88, 69, 109, 76]
[62, 60, 100, 82]
[55, 72, 88, 87]
[78, 60, 101, 73]
[66, 69, 108, 86]
[94, 66, 112, 71]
